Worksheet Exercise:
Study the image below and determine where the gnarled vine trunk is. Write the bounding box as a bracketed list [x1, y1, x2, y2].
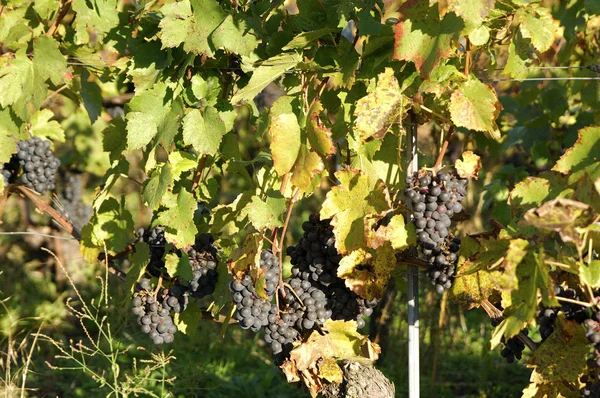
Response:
[321, 360, 395, 398]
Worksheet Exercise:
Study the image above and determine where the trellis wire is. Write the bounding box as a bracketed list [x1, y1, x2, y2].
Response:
[407, 118, 419, 398]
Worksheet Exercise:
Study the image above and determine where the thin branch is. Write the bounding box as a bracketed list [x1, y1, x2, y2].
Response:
[433, 126, 454, 172]
[191, 154, 208, 193]
[556, 296, 592, 308]
[12, 185, 79, 239]
[464, 38, 472, 75]
[42, 85, 69, 106]
[46, 0, 72, 37]
[276, 188, 301, 299]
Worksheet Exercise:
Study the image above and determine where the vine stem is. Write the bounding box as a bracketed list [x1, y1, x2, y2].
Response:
[556, 296, 592, 308]
[46, 0, 72, 37]
[11, 185, 80, 239]
[191, 154, 208, 193]
[432, 125, 454, 172]
[283, 282, 306, 309]
[276, 188, 301, 300]
[464, 38, 472, 75]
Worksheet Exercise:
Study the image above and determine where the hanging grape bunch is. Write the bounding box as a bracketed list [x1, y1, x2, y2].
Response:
[405, 171, 467, 293]
[16, 137, 60, 194]
[131, 278, 181, 345]
[229, 250, 281, 332]
[56, 172, 92, 230]
[185, 233, 220, 298]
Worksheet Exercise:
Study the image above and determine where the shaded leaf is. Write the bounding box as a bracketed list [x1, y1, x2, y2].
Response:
[290, 145, 324, 192]
[522, 198, 593, 244]
[515, 6, 555, 52]
[165, 252, 193, 282]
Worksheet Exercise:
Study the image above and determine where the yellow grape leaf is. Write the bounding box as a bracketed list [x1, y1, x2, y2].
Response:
[228, 232, 263, 279]
[320, 169, 390, 254]
[353, 68, 404, 141]
[337, 243, 396, 301]
[524, 314, 588, 396]
[449, 77, 502, 139]
[455, 150, 482, 179]
[306, 100, 335, 157]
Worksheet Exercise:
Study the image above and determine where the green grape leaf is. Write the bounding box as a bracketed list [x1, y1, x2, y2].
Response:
[124, 242, 150, 294]
[79, 197, 134, 262]
[81, 69, 103, 124]
[210, 15, 258, 56]
[0, 50, 47, 120]
[211, 257, 234, 316]
[72, 0, 119, 42]
[0, 132, 17, 164]
[242, 191, 286, 230]
[581, 260, 600, 289]
[158, 0, 227, 56]
[503, 39, 529, 80]
[290, 145, 324, 192]
[34, 0, 60, 19]
[33, 36, 68, 86]
[169, 150, 197, 180]
[320, 169, 390, 254]
[306, 101, 335, 157]
[282, 28, 337, 50]
[353, 68, 404, 141]
[165, 252, 193, 282]
[103, 118, 127, 163]
[268, 96, 301, 175]
[515, 6, 555, 52]
[338, 243, 396, 301]
[449, 77, 502, 139]
[524, 315, 588, 396]
[126, 84, 182, 151]
[522, 198, 593, 245]
[182, 106, 226, 155]
[449, 0, 495, 29]
[28, 109, 65, 142]
[392, 4, 463, 78]
[142, 163, 173, 210]
[468, 25, 490, 46]
[231, 53, 302, 103]
[174, 304, 202, 336]
[552, 127, 600, 174]
[157, 190, 198, 248]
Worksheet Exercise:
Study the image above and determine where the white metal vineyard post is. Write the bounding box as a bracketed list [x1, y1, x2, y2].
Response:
[408, 120, 420, 398]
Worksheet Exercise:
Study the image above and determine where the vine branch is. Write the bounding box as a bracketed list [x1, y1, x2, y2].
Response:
[46, 0, 72, 37]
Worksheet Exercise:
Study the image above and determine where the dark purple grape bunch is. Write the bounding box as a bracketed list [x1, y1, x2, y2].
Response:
[1, 154, 19, 188]
[405, 171, 467, 293]
[139, 227, 167, 277]
[56, 172, 92, 230]
[287, 214, 341, 287]
[581, 316, 600, 397]
[12, 137, 60, 194]
[186, 233, 219, 298]
[537, 285, 589, 341]
[229, 250, 280, 332]
[264, 304, 299, 355]
[131, 278, 180, 345]
[491, 317, 527, 364]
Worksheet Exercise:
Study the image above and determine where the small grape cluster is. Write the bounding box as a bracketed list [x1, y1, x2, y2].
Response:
[131, 279, 180, 345]
[16, 137, 60, 194]
[404, 171, 467, 294]
[139, 227, 167, 277]
[186, 233, 219, 298]
[230, 250, 280, 332]
[1, 156, 19, 187]
[536, 285, 589, 341]
[492, 318, 527, 364]
[230, 275, 274, 332]
[56, 172, 92, 230]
